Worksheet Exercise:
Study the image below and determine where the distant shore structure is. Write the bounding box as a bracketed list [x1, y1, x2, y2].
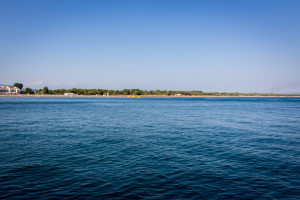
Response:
[64, 93, 77, 96]
[0, 85, 21, 94]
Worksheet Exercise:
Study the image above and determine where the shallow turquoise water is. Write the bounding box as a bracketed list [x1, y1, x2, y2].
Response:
[0, 97, 300, 199]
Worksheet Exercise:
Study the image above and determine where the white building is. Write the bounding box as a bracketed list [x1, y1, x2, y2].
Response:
[0, 86, 21, 94]
[64, 93, 76, 96]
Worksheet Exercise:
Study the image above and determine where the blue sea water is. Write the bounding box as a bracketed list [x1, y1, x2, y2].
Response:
[0, 97, 300, 199]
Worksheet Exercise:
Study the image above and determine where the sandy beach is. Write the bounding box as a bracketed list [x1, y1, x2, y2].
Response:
[1, 94, 299, 98]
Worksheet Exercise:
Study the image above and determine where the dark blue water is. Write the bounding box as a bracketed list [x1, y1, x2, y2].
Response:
[0, 97, 300, 199]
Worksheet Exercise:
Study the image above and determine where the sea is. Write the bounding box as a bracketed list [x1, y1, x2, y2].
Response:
[0, 97, 299, 199]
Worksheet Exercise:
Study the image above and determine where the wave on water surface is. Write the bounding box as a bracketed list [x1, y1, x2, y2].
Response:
[0, 97, 300, 199]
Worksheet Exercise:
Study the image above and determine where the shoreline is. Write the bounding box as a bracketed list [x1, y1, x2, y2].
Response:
[1, 94, 299, 98]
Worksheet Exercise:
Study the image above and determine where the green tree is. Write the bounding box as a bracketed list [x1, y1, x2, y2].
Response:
[122, 89, 131, 95]
[42, 86, 49, 94]
[24, 87, 34, 94]
[13, 83, 23, 90]
[132, 89, 142, 95]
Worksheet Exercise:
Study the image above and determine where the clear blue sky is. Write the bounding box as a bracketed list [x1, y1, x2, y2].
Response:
[1, 0, 300, 93]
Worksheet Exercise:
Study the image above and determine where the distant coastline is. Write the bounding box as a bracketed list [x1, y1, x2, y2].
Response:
[2, 84, 300, 97]
[1, 94, 299, 98]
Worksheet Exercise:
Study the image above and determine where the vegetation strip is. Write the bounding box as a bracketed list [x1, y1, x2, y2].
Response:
[1, 83, 299, 97]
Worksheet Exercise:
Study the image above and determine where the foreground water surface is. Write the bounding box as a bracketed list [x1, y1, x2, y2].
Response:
[0, 97, 300, 199]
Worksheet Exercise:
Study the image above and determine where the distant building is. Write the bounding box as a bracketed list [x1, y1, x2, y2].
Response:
[175, 94, 182, 96]
[64, 93, 76, 96]
[0, 86, 21, 94]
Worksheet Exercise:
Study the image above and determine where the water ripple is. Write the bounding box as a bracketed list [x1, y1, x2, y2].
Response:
[0, 97, 300, 199]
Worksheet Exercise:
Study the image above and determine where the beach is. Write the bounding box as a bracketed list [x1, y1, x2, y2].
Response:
[1, 94, 299, 98]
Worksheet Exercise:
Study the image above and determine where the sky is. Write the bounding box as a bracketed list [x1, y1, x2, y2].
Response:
[1, 0, 300, 93]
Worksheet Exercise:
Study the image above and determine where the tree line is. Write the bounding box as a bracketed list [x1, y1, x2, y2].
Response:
[12, 83, 298, 96]
[48, 89, 297, 96]
[49, 88, 206, 96]
[12, 83, 48, 95]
